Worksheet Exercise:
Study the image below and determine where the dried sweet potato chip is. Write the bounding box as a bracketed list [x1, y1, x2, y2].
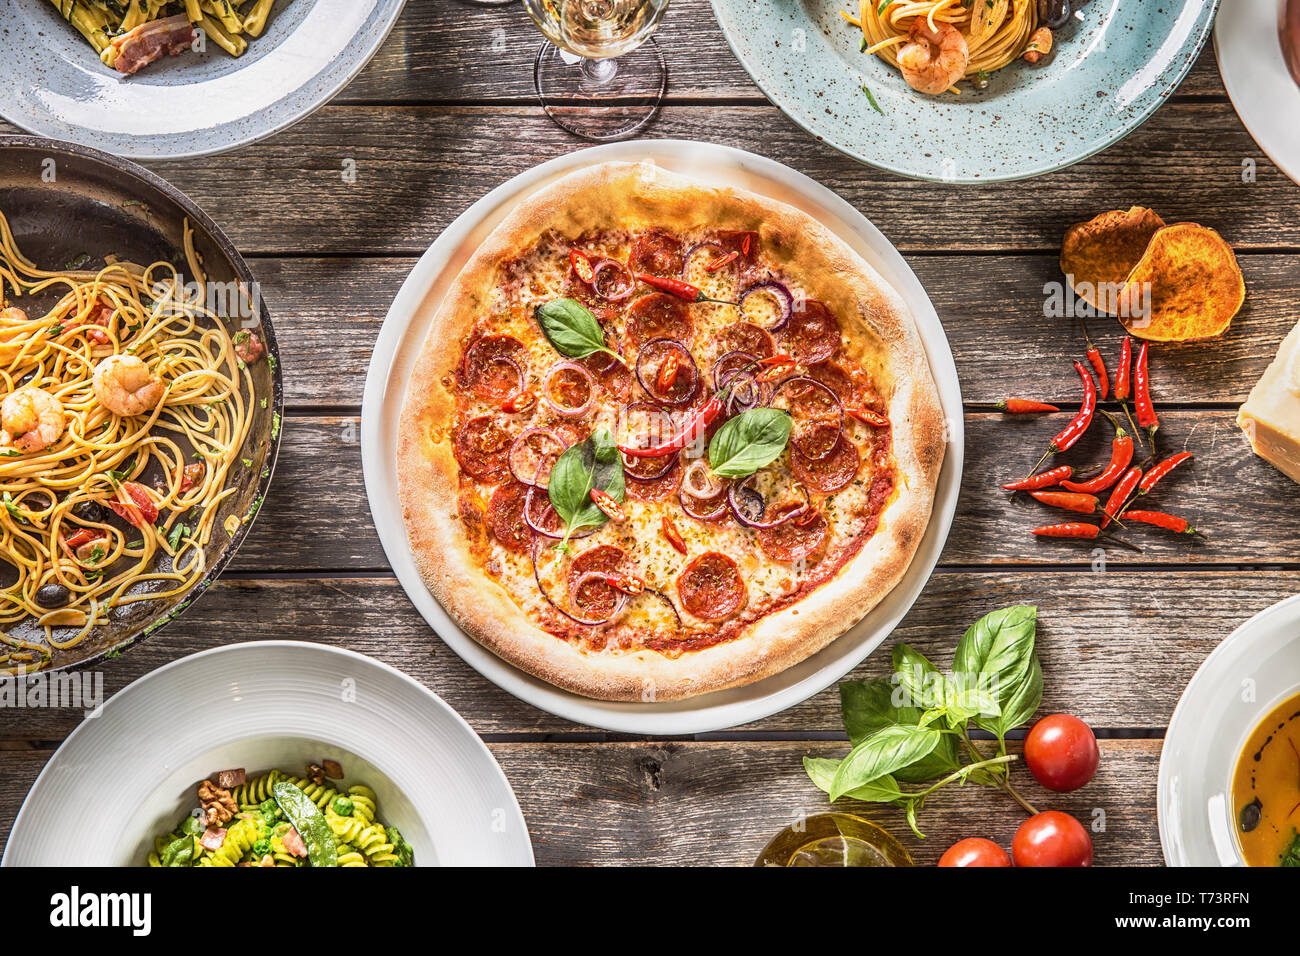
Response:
[1118, 223, 1246, 341]
[1060, 207, 1165, 313]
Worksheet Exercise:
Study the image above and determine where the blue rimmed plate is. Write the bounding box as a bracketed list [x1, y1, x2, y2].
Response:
[710, 0, 1219, 182]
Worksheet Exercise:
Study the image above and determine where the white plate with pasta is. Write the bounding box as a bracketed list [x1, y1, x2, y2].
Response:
[0, 0, 407, 160]
[1, 641, 535, 866]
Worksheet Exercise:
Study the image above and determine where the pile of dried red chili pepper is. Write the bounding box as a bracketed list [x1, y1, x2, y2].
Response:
[997, 333, 1202, 551]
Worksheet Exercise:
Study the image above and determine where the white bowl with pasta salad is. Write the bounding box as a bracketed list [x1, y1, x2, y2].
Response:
[1, 641, 534, 866]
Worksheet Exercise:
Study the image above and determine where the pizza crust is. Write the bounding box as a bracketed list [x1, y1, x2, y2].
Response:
[397, 161, 946, 702]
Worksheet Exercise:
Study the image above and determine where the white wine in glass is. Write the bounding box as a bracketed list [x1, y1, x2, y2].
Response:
[523, 0, 671, 141]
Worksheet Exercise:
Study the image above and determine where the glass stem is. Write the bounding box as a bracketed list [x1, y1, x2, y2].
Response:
[580, 56, 619, 88]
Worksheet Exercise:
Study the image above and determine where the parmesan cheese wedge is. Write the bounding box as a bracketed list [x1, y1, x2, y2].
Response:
[1238, 320, 1300, 484]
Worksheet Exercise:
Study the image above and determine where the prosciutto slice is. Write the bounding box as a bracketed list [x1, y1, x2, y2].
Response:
[112, 15, 196, 76]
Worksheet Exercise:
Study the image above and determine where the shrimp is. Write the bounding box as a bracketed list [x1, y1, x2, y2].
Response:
[897, 19, 969, 95]
[0, 387, 66, 454]
[92, 354, 164, 417]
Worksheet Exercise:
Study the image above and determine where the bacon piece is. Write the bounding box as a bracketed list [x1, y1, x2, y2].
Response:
[215, 767, 245, 789]
[282, 826, 308, 858]
[112, 15, 196, 76]
[200, 827, 228, 851]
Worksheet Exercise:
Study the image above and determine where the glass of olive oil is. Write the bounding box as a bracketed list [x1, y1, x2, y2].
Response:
[755, 813, 913, 867]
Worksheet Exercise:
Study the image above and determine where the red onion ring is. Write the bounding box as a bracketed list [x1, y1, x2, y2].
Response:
[678, 459, 728, 521]
[523, 486, 594, 541]
[644, 586, 684, 631]
[633, 338, 700, 407]
[541, 361, 596, 418]
[508, 428, 565, 488]
[682, 458, 722, 499]
[680, 487, 728, 522]
[726, 476, 809, 529]
[591, 258, 636, 302]
[712, 350, 759, 391]
[738, 280, 794, 332]
[680, 241, 728, 277]
[530, 539, 623, 626]
[622, 451, 678, 482]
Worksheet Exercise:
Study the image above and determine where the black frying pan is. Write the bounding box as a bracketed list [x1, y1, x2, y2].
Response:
[0, 135, 282, 673]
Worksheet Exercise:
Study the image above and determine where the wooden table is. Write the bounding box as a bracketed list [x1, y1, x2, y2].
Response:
[3, 0, 1298, 866]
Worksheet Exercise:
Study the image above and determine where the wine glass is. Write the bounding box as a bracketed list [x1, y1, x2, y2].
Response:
[523, 0, 671, 141]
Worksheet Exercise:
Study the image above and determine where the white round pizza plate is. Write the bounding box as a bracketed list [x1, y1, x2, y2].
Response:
[361, 140, 964, 735]
[1215, 0, 1300, 187]
[2, 641, 533, 866]
[1158, 594, 1300, 866]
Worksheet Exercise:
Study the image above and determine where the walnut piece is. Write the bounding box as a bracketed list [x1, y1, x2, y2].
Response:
[306, 763, 325, 786]
[198, 779, 238, 827]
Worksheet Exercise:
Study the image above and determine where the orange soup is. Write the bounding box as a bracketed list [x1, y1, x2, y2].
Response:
[1231, 690, 1300, 867]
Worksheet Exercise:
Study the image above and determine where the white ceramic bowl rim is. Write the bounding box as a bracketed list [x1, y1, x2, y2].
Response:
[3, 640, 533, 867]
[1157, 592, 1300, 866]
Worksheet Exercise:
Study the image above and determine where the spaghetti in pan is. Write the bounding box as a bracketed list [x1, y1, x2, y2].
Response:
[0, 210, 264, 672]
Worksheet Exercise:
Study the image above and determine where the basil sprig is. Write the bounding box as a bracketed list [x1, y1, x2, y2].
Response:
[707, 407, 791, 478]
[547, 427, 625, 550]
[805, 605, 1045, 837]
[534, 298, 624, 366]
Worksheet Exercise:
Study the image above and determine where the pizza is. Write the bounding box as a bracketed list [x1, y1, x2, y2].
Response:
[397, 162, 945, 701]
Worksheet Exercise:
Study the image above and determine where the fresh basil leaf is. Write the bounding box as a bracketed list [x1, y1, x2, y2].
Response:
[839, 679, 959, 782]
[975, 655, 1042, 739]
[829, 724, 942, 801]
[803, 757, 903, 804]
[708, 408, 791, 478]
[897, 734, 961, 783]
[534, 298, 619, 363]
[841, 679, 916, 745]
[547, 428, 625, 540]
[891, 643, 943, 712]
[951, 605, 1037, 713]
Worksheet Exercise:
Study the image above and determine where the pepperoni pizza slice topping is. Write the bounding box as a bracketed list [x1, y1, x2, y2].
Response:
[488, 481, 532, 553]
[677, 551, 747, 622]
[461, 334, 528, 402]
[757, 503, 829, 563]
[454, 415, 515, 484]
[624, 292, 694, 351]
[791, 436, 861, 493]
[781, 299, 840, 365]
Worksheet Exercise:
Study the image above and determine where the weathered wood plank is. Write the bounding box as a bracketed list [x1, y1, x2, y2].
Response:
[344, 0, 1226, 106]
[261, 254, 1300, 409]
[2, 570, 1293, 738]
[489, 739, 1161, 866]
[234, 410, 1300, 572]
[0, 739, 1163, 865]
[4, 101, 1285, 256]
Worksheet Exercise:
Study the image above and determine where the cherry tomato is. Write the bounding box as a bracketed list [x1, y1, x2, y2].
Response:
[1012, 811, 1093, 867]
[1024, 713, 1100, 792]
[938, 837, 1011, 867]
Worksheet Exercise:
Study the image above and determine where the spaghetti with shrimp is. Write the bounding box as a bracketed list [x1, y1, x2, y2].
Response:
[0, 210, 260, 672]
[842, 0, 1041, 94]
